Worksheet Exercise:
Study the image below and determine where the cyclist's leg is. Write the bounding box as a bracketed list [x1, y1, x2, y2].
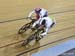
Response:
[40, 27, 49, 37]
[39, 17, 53, 38]
[40, 19, 56, 37]
[31, 19, 40, 31]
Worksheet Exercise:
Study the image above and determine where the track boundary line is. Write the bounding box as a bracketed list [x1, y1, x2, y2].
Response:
[0, 9, 75, 23]
[0, 26, 75, 49]
[16, 35, 75, 56]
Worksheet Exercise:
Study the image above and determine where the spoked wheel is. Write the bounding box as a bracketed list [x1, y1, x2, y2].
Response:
[18, 22, 32, 34]
[22, 35, 35, 46]
[22, 29, 44, 46]
[18, 19, 36, 34]
[34, 29, 44, 41]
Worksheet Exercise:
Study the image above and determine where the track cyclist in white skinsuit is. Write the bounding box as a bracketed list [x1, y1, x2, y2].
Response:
[28, 8, 56, 40]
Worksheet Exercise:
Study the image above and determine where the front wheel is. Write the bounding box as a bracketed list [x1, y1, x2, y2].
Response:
[18, 19, 36, 34]
[18, 23, 31, 34]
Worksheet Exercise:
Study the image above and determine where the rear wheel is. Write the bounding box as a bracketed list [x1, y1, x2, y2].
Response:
[35, 29, 44, 41]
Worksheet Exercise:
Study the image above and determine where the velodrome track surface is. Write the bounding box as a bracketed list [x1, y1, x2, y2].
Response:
[0, 0, 75, 56]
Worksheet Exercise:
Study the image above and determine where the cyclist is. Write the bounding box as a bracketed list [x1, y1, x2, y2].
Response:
[27, 8, 48, 30]
[28, 8, 56, 41]
[28, 8, 48, 20]
[35, 16, 56, 41]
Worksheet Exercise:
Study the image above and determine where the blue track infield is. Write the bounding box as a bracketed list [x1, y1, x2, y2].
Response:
[32, 40, 75, 56]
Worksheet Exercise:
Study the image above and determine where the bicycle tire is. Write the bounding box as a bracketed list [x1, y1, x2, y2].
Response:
[22, 29, 44, 46]
[18, 19, 36, 34]
[18, 22, 31, 34]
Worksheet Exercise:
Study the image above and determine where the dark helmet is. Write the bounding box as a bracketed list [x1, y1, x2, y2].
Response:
[35, 8, 41, 13]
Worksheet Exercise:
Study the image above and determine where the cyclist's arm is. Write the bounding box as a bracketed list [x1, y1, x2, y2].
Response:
[28, 10, 35, 18]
